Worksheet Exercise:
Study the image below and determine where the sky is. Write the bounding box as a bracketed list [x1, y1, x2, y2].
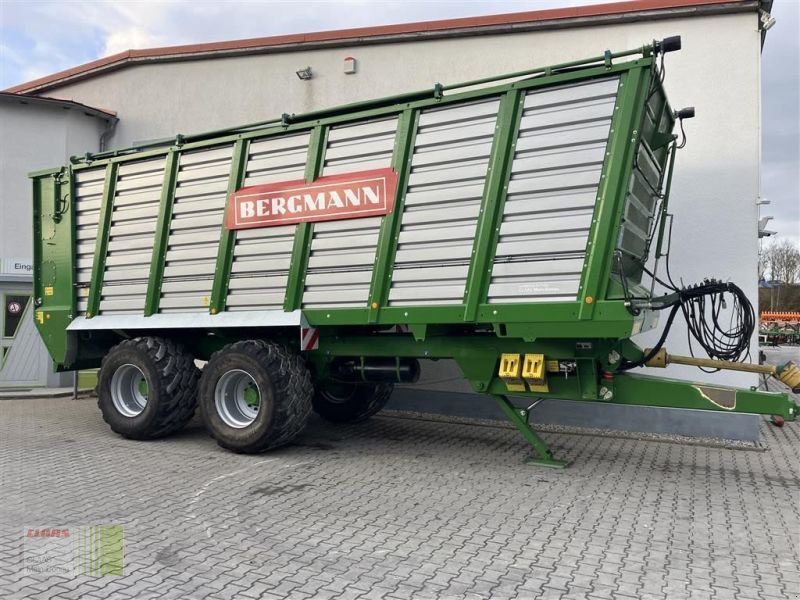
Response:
[0, 0, 797, 243]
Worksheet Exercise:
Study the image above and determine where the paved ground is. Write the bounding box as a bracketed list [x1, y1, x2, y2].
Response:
[0, 396, 798, 600]
[761, 347, 800, 399]
[763, 346, 800, 370]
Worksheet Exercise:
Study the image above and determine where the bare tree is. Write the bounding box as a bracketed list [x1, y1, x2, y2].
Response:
[758, 243, 770, 281]
[763, 239, 800, 284]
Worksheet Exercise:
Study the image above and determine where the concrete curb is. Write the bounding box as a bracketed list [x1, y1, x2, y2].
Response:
[0, 387, 94, 400]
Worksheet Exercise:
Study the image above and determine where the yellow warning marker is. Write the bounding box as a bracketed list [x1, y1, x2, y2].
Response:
[498, 353, 526, 392]
[522, 354, 549, 393]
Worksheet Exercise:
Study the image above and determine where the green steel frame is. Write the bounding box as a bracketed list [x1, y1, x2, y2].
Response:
[580, 67, 648, 318]
[145, 150, 179, 316]
[369, 109, 418, 322]
[86, 163, 118, 318]
[463, 90, 525, 322]
[494, 395, 567, 468]
[210, 139, 249, 313]
[285, 125, 327, 311]
[29, 41, 799, 465]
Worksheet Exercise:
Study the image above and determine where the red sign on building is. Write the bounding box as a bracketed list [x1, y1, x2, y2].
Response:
[226, 167, 398, 230]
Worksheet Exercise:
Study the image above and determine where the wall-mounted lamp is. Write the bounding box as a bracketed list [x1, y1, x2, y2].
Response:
[296, 67, 313, 80]
[760, 10, 776, 31]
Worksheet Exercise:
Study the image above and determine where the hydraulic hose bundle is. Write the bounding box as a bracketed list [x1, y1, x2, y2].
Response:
[622, 279, 755, 370]
[679, 280, 755, 363]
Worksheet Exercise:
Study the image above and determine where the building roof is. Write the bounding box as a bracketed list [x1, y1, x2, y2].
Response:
[0, 92, 117, 120]
[5, 0, 764, 94]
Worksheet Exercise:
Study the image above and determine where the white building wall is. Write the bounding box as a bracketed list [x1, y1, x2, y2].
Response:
[40, 12, 762, 387]
[0, 100, 109, 386]
[0, 101, 109, 261]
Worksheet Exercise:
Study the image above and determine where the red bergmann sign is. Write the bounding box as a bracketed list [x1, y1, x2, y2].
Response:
[226, 167, 398, 230]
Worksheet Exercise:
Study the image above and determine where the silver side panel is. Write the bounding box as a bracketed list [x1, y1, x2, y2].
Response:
[159, 145, 234, 313]
[487, 77, 619, 304]
[617, 139, 663, 263]
[74, 167, 107, 314]
[227, 132, 311, 311]
[322, 117, 397, 176]
[244, 135, 309, 187]
[389, 98, 501, 307]
[302, 117, 398, 309]
[74, 76, 624, 317]
[100, 158, 166, 315]
[616, 88, 669, 275]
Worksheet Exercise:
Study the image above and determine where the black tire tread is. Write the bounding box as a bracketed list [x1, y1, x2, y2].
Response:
[313, 381, 393, 423]
[200, 340, 312, 453]
[99, 337, 199, 440]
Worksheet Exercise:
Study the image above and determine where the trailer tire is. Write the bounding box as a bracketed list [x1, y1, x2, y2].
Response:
[312, 381, 393, 423]
[198, 340, 313, 453]
[97, 337, 199, 440]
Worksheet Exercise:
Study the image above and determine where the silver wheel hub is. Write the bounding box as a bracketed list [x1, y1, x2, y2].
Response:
[215, 369, 261, 428]
[110, 364, 149, 417]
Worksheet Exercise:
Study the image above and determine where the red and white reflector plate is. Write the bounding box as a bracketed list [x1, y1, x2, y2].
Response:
[300, 327, 320, 352]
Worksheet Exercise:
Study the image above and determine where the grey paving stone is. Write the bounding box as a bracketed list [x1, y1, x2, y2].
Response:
[0, 397, 797, 600]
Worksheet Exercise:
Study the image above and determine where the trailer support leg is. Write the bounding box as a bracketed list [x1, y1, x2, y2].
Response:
[492, 395, 567, 468]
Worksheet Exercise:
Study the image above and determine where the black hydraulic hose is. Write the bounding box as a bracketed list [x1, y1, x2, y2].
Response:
[620, 303, 681, 370]
[619, 280, 755, 371]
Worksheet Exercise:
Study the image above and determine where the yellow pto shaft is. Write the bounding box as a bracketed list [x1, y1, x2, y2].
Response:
[645, 348, 800, 392]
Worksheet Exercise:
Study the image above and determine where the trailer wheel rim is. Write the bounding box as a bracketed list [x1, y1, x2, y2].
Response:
[110, 364, 149, 417]
[215, 369, 261, 428]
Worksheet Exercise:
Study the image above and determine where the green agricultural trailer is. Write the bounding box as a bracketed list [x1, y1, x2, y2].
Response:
[31, 37, 799, 465]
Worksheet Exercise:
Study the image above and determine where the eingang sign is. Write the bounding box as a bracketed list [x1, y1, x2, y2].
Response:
[226, 167, 398, 230]
[0, 258, 33, 278]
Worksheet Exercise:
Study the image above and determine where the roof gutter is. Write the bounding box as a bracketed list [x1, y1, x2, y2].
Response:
[0, 92, 117, 120]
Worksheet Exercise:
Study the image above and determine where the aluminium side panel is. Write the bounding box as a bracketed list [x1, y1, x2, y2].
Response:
[615, 86, 674, 283]
[302, 116, 398, 309]
[99, 157, 166, 315]
[486, 77, 620, 304]
[66, 62, 653, 329]
[74, 167, 107, 315]
[387, 98, 501, 307]
[159, 145, 235, 312]
[226, 132, 311, 311]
